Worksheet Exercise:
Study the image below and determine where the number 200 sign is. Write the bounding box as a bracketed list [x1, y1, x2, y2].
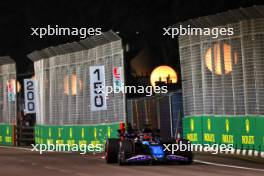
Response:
[24, 79, 36, 114]
[89, 66, 107, 111]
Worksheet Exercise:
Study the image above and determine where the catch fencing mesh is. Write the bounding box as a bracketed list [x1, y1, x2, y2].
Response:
[179, 18, 264, 116]
[28, 31, 125, 125]
[0, 56, 17, 124]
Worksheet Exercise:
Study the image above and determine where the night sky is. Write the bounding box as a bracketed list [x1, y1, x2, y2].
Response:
[0, 0, 263, 77]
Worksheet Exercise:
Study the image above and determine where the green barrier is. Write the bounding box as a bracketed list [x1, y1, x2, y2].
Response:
[255, 118, 264, 151]
[183, 116, 203, 144]
[183, 116, 264, 151]
[220, 117, 236, 145]
[237, 117, 256, 150]
[0, 123, 15, 146]
[35, 122, 120, 152]
[202, 116, 224, 145]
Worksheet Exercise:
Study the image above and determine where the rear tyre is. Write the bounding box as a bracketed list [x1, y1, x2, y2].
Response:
[186, 154, 193, 164]
[178, 139, 193, 164]
[105, 138, 119, 163]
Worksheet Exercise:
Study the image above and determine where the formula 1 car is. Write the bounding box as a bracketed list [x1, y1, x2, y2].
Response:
[105, 124, 193, 165]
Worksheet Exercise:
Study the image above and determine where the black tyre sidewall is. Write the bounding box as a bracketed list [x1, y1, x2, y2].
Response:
[105, 138, 119, 163]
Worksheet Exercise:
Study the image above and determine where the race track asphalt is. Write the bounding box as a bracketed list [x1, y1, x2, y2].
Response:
[0, 146, 263, 176]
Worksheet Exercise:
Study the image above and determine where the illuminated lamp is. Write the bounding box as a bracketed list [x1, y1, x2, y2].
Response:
[64, 75, 69, 95]
[64, 74, 81, 96]
[205, 43, 238, 75]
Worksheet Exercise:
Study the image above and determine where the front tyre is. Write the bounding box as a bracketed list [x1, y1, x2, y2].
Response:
[118, 140, 134, 165]
[105, 138, 119, 163]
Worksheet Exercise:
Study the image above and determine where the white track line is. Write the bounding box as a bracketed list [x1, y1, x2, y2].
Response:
[0, 145, 32, 151]
[0, 145, 97, 155]
[194, 159, 264, 172]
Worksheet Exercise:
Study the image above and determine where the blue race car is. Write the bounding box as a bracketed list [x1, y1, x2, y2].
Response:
[105, 125, 193, 165]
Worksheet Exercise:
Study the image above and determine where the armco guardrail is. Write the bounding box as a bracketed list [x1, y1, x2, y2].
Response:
[0, 123, 16, 146]
[183, 116, 264, 155]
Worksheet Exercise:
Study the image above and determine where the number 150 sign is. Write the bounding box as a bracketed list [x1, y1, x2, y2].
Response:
[89, 66, 107, 111]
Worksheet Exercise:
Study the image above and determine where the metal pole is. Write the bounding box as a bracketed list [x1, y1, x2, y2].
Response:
[169, 95, 173, 138]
